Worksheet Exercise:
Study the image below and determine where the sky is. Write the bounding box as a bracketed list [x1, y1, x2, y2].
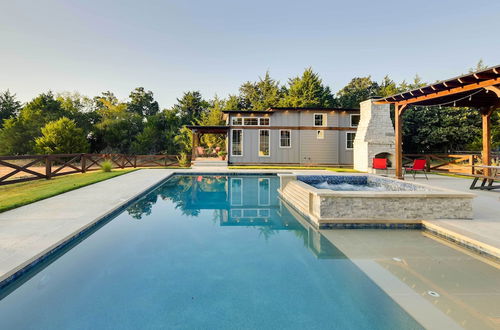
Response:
[1, 0, 499, 108]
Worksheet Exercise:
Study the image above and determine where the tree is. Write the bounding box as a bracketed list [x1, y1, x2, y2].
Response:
[398, 74, 426, 92]
[172, 91, 209, 126]
[174, 126, 193, 154]
[57, 92, 99, 139]
[0, 90, 22, 125]
[131, 111, 177, 154]
[402, 106, 481, 153]
[128, 87, 160, 117]
[0, 92, 65, 155]
[469, 59, 488, 73]
[239, 72, 282, 110]
[34, 117, 89, 154]
[336, 76, 379, 108]
[378, 76, 399, 97]
[280, 68, 336, 108]
[197, 96, 226, 149]
[94, 96, 143, 153]
[224, 94, 245, 110]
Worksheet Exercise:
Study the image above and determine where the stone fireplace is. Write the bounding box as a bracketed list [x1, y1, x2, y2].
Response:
[353, 99, 395, 173]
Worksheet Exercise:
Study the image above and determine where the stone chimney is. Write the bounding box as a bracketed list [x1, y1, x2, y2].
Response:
[353, 99, 395, 173]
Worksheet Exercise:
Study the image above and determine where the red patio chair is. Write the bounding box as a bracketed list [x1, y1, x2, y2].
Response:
[372, 158, 388, 175]
[404, 159, 428, 179]
[196, 146, 205, 157]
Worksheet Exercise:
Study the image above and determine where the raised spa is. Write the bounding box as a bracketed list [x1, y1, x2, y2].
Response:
[278, 174, 474, 227]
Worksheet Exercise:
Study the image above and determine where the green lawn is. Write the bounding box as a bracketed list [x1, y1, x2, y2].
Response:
[0, 169, 137, 213]
[228, 166, 358, 172]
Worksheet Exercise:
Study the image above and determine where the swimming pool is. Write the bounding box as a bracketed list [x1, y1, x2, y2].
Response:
[0, 175, 430, 329]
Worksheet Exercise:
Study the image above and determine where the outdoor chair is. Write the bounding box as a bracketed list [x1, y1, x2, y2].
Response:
[372, 158, 388, 175]
[196, 146, 206, 157]
[404, 159, 428, 179]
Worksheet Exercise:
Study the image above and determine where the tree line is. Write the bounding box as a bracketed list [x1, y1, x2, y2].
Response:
[0, 64, 497, 156]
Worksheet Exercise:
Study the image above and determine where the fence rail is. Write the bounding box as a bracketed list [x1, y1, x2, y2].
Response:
[403, 153, 499, 174]
[0, 153, 179, 186]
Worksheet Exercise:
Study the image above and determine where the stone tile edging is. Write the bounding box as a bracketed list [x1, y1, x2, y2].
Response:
[422, 221, 500, 263]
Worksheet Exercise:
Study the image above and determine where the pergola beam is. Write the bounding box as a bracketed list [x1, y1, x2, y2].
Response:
[485, 85, 500, 98]
[376, 78, 500, 106]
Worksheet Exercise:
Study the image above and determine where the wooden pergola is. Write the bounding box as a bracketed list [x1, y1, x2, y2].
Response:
[375, 65, 500, 179]
[186, 125, 229, 159]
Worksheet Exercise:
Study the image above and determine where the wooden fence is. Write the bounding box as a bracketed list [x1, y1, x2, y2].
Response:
[403, 153, 499, 174]
[0, 153, 179, 186]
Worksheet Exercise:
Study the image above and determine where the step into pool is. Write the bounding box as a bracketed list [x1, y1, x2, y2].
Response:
[0, 174, 497, 329]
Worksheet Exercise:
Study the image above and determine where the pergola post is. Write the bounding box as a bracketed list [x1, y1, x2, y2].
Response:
[481, 105, 497, 177]
[394, 104, 407, 179]
[192, 131, 200, 160]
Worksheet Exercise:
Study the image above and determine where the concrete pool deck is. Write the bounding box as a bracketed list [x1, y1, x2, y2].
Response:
[0, 169, 499, 286]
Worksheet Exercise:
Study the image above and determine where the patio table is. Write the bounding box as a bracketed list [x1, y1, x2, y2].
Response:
[469, 165, 500, 190]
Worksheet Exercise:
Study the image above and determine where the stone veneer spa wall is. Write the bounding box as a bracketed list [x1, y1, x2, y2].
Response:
[278, 174, 475, 226]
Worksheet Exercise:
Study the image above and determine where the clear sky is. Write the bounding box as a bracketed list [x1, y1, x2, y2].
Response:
[1, 0, 499, 108]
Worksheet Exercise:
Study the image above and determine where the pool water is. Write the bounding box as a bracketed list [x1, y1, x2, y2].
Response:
[0, 175, 422, 329]
[313, 181, 385, 191]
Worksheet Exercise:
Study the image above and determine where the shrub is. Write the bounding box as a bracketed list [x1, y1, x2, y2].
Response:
[101, 160, 113, 172]
[177, 152, 190, 167]
[34, 117, 89, 154]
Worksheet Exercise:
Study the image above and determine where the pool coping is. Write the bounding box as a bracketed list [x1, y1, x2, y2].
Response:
[0, 170, 497, 292]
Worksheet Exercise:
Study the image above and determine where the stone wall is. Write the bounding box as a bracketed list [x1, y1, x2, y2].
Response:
[316, 195, 473, 220]
[354, 99, 395, 172]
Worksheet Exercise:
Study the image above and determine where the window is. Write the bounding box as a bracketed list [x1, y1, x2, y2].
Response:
[259, 117, 270, 126]
[259, 129, 270, 157]
[231, 117, 242, 126]
[346, 132, 356, 149]
[231, 129, 243, 156]
[230, 178, 242, 206]
[243, 118, 259, 126]
[258, 178, 270, 206]
[316, 130, 324, 139]
[314, 113, 327, 127]
[280, 130, 291, 148]
[350, 114, 360, 127]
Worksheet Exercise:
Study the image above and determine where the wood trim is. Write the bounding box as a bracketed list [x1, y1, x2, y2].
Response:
[230, 126, 356, 131]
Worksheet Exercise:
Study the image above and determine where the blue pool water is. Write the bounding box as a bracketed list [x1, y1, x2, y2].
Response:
[0, 175, 421, 329]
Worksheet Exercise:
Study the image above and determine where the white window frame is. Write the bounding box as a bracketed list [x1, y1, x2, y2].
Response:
[313, 113, 327, 127]
[230, 178, 243, 206]
[346, 131, 356, 150]
[257, 178, 270, 206]
[243, 117, 259, 126]
[279, 129, 292, 148]
[259, 117, 270, 126]
[258, 129, 271, 157]
[350, 114, 360, 127]
[231, 129, 243, 157]
[316, 130, 324, 140]
[231, 117, 242, 126]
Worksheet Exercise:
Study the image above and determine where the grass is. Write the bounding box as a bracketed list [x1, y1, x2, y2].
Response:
[0, 169, 137, 213]
[228, 166, 359, 172]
